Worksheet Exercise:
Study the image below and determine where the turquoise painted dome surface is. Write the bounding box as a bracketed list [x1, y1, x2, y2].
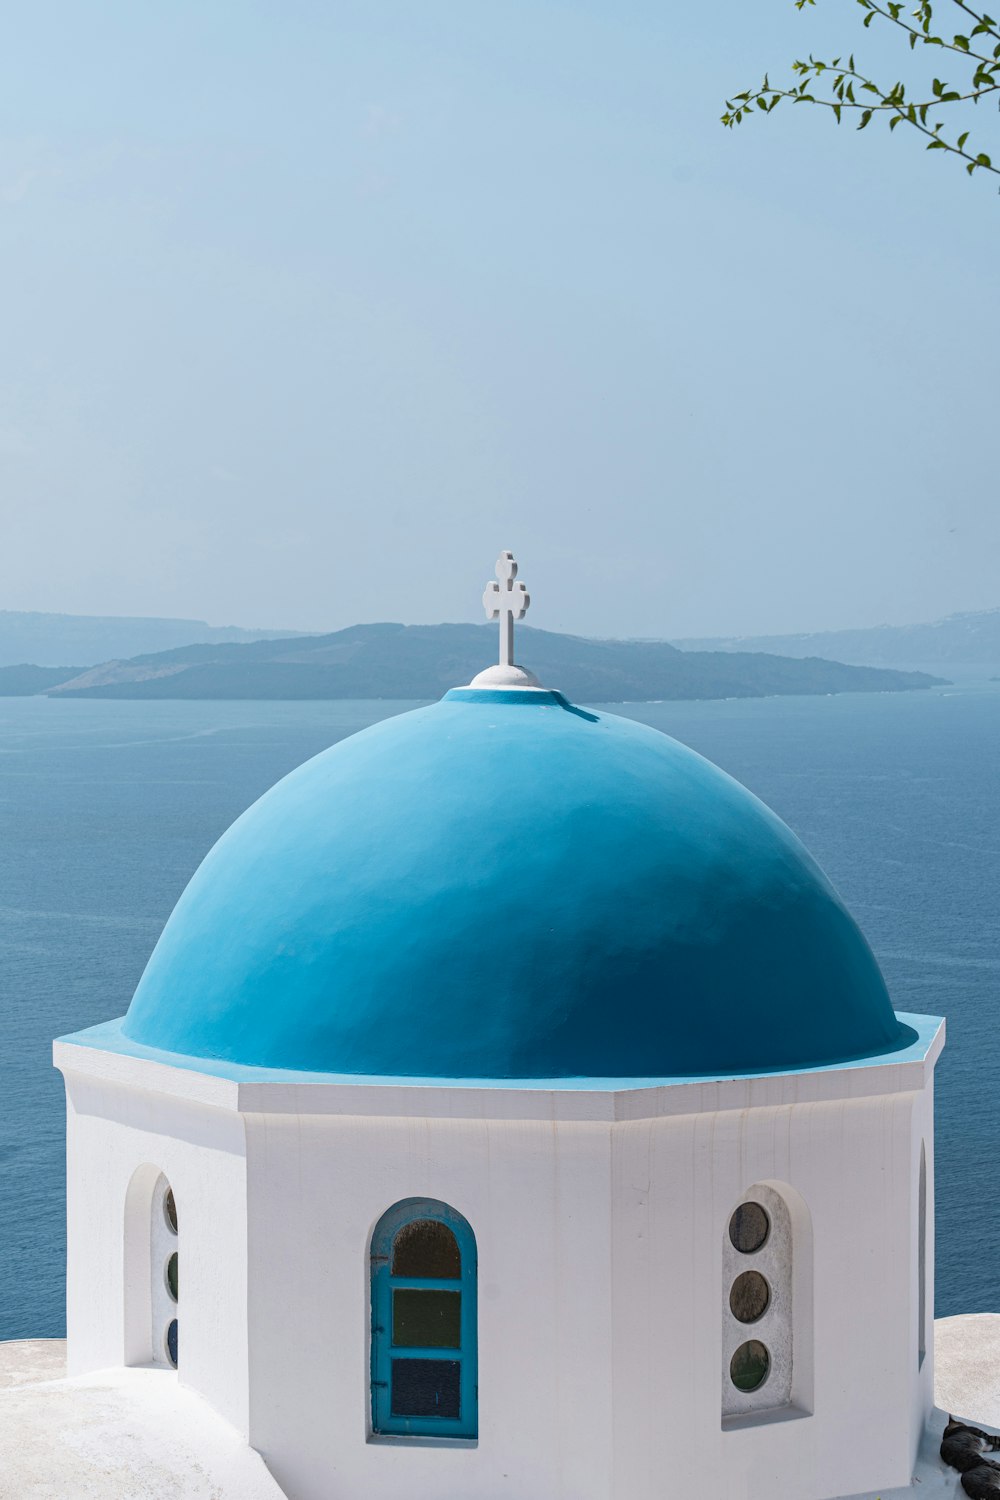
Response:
[121, 688, 910, 1079]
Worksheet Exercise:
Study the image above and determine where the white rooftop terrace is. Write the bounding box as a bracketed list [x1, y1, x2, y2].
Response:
[2, 1316, 998, 1499]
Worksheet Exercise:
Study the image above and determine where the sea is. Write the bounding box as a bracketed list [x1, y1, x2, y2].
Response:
[1, 678, 998, 1341]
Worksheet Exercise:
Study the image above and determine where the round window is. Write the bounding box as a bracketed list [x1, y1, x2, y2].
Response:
[730, 1339, 770, 1392]
[163, 1188, 178, 1235]
[165, 1319, 178, 1369]
[729, 1269, 770, 1323]
[728, 1201, 769, 1254]
[166, 1252, 178, 1303]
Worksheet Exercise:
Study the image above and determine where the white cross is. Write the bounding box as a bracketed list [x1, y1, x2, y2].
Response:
[482, 551, 529, 668]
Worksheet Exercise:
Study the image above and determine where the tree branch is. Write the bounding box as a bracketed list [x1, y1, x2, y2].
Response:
[721, 0, 999, 183]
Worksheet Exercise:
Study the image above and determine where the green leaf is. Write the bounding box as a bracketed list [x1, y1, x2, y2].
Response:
[889, 113, 902, 128]
[926, 138, 948, 148]
[858, 108, 873, 128]
[976, 152, 992, 165]
[833, 102, 842, 121]
[953, 34, 970, 49]
[958, 130, 970, 147]
[967, 160, 977, 172]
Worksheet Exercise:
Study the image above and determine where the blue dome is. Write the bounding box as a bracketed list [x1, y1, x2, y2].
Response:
[122, 688, 910, 1080]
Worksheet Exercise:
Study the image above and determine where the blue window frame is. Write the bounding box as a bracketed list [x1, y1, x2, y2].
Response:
[370, 1198, 477, 1439]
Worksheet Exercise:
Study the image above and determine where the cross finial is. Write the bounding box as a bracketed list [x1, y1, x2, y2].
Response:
[483, 551, 529, 669]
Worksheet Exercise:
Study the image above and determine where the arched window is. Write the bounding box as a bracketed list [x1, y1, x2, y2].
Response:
[156, 1178, 179, 1369]
[370, 1199, 477, 1439]
[722, 1183, 813, 1421]
[123, 1167, 179, 1370]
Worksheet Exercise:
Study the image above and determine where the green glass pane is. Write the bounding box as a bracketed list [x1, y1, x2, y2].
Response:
[392, 1220, 460, 1279]
[728, 1202, 769, 1254]
[730, 1340, 770, 1392]
[166, 1252, 179, 1303]
[163, 1188, 178, 1235]
[392, 1289, 461, 1349]
[729, 1270, 769, 1323]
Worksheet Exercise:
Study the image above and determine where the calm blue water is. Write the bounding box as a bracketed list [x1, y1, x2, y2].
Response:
[2, 684, 998, 1339]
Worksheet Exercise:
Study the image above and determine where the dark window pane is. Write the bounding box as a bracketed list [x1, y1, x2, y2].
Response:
[166, 1319, 178, 1369]
[728, 1202, 769, 1254]
[163, 1188, 178, 1235]
[166, 1253, 178, 1303]
[393, 1289, 461, 1349]
[729, 1269, 769, 1323]
[392, 1219, 461, 1278]
[391, 1358, 460, 1418]
[730, 1340, 770, 1392]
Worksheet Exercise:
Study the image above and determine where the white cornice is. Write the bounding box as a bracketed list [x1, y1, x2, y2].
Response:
[53, 1016, 944, 1125]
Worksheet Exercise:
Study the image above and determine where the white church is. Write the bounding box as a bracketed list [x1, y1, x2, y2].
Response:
[0, 554, 992, 1499]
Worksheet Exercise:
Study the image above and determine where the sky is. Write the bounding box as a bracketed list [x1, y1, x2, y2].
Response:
[0, 1, 997, 640]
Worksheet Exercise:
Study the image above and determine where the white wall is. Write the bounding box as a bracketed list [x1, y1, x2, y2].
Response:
[610, 1084, 933, 1500]
[912, 1077, 936, 1437]
[61, 1067, 251, 1437]
[56, 1037, 939, 1500]
[244, 1112, 615, 1500]
[243, 1086, 933, 1500]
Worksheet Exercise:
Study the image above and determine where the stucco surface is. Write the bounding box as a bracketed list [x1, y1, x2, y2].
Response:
[935, 1313, 1000, 1428]
[0, 1338, 65, 1389]
[116, 688, 908, 1079]
[1, 1335, 996, 1499]
[0, 1355, 284, 1499]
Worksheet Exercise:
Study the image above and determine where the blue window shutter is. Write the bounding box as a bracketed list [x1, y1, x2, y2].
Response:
[370, 1198, 478, 1440]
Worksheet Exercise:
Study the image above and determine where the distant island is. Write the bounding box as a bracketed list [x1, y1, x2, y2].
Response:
[674, 605, 1000, 669]
[0, 610, 304, 668]
[0, 622, 946, 703]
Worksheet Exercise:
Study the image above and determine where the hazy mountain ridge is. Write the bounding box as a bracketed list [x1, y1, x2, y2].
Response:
[0, 665, 88, 695]
[673, 607, 1000, 667]
[0, 610, 306, 667]
[13, 622, 945, 702]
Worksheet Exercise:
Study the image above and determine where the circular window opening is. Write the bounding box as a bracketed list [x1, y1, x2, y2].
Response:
[729, 1201, 769, 1254]
[730, 1339, 770, 1393]
[163, 1188, 178, 1235]
[165, 1252, 178, 1303]
[729, 1269, 770, 1323]
[165, 1319, 178, 1369]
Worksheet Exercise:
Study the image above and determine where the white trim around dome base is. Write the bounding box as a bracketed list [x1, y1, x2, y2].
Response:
[54, 1012, 944, 1122]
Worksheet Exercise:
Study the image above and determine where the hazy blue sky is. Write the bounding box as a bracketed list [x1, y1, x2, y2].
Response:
[1, 1, 996, 638]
